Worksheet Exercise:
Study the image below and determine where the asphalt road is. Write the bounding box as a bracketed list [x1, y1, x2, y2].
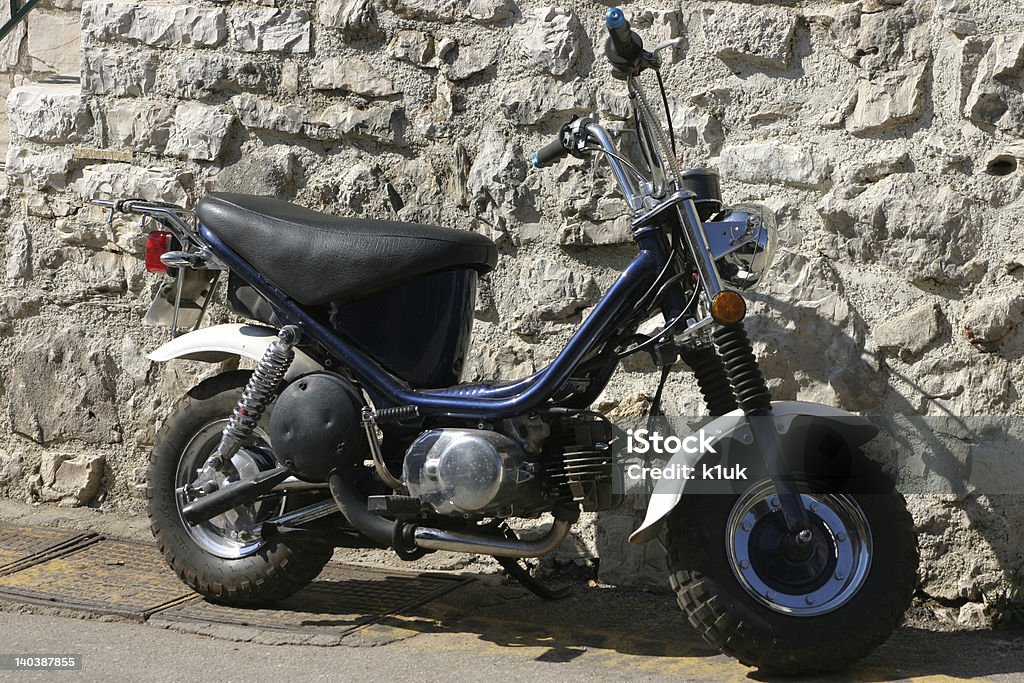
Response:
[2, 586, 1024, 682]
[2, 502, 1024, 681]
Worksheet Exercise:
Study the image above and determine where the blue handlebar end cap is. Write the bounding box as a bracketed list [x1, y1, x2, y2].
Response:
[605, 8, 626, 29]
[530, 152, 544, 169]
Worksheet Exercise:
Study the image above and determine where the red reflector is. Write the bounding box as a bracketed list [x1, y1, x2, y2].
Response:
[145, 230, 172, 273]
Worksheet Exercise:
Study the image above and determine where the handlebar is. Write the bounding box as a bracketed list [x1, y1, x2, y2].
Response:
[604, 7, 644, 76]
[529, 7, 677, 211]
[531, 131, 571, 169]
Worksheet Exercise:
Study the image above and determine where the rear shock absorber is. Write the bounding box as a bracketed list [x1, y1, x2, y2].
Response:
[203, 325, 301, 472]
[679, 346, 738, 417]
[712, 323, 771, 414]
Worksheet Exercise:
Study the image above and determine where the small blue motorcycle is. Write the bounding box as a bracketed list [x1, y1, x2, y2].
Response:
[96, 8, 917, 674]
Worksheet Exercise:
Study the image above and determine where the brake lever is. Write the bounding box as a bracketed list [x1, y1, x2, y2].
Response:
[648, 37, 685, 55]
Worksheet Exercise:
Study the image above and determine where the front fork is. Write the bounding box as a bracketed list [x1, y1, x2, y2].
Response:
[653, 198, 811, 535]
[700, 322, 812, 535]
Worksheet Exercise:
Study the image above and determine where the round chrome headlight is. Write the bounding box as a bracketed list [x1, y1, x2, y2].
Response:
[712, 203, 777, 291]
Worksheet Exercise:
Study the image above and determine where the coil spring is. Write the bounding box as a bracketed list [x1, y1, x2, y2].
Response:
[680, 346, 738, 417]
[374, 405, 419, 423]
[221, 333, 295, 444]
[713, 323, 772, 414]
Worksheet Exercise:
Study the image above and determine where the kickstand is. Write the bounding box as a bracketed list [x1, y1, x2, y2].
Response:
[490, 521, 574, 600]
[494, 556, 574, 601]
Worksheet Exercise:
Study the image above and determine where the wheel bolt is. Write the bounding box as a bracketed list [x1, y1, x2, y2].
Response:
[766, 590, 776, 600]
[806, 595, 816, 605]
[835, 571, 845, 580]
[770, 496, 780, 508]
[810, 502, 819, 512]
[837, 531, 847, 542]
[742, 519, 753, 532]
[740, 560, 750, 570]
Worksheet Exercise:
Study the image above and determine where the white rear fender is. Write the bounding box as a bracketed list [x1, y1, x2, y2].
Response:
[628, 400, 879, 544]
[147, 323, 323, 379]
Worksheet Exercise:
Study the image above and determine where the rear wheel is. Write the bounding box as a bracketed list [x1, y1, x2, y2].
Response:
[665, 454, 917, 675]
[148, 371, 331, 606]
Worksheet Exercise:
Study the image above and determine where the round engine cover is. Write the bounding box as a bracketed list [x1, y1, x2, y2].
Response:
[270, 372, 366, 482]
[403, 429, 529, 515]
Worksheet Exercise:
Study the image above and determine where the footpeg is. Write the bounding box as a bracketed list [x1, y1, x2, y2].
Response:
[367, 495, 422, 518]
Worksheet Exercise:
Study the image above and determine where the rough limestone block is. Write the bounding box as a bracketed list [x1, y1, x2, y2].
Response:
[500, 77, 593, 125]
[231, 93, 311, 135]
[703, 2, 797, 68]
[316, 102, 402, 142]
[817, 173, 977, 286]
[310, 55, 399, 96]
[5, 221, 31, 285]
[872, 302, 944, 361]
[27, 8, 80, 75]
[384, 0, 464, 23]
[964, 33, 1024, 136]
[317, 0, 378, 36]
[171, 54, 274, 99]
[75, 162, 189, 206]
[389, 30, 434, 66]
[7, 84, 85, 143]
[231, 8, 311, 53]
[82, 49, 159, 96]
[468, 0, 511, 24]
[517, 7, 582, 77]
[0, 2, 25, 71]
[962, 294, 1024, 350]
[847, 60, 929, 134]
[104, 100, 175, 153]
[7, 328, 122, 445]
[716, 142, 828, 188]
[5, 146, 73, 190]
[49, 453, 106, 506]
[164, 103, 235, 161]
[82, 1, 227, 48]
[211, 145, 299, 195]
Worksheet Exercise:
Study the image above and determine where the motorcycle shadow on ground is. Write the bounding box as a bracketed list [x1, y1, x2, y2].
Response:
[266, 571, 1024, 680]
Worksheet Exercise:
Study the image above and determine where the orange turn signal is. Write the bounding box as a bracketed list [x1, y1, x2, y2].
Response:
[711, 291, 746, 325]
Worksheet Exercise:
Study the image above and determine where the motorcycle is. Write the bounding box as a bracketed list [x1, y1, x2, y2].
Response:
[93, 8, 917, 675]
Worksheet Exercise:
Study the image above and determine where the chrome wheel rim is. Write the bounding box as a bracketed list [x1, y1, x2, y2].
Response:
[725, 479, 872, 617]
[174, 419, 284, 559]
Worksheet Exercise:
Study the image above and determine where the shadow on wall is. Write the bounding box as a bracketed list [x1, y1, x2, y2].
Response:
[594, 280, 1024, 604]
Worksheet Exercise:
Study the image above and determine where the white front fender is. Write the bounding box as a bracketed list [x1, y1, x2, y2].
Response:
[628, 400, 879, 544]
[147, 323, 323, 379]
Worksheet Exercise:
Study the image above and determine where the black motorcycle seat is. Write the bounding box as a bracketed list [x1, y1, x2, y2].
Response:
[196, 193, 498, 306]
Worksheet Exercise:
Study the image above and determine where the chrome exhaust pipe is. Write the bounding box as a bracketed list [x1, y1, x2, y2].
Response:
[412, 506, 579, 558]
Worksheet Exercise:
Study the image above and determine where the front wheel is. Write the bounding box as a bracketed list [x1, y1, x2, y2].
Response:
[148, 370, 331, 606]
[665, 461, 918, 675]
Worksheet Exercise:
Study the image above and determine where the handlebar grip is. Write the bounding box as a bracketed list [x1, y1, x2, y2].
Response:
[531, 136, 569, 169]
[604, 7, 643, 64]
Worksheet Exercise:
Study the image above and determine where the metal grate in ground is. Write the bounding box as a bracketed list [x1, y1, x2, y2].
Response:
[0, 523, 99, 576]
[0, 537, 197, 620]
[152, 563, 471, 638]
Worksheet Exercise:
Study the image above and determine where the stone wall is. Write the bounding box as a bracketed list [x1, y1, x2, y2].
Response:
[0, 0, 1022, 610]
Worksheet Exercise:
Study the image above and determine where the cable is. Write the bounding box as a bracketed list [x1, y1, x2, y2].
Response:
[615, 283, 702, 359]
[579, 146, 649, 181]
[655, 69, 676, 156]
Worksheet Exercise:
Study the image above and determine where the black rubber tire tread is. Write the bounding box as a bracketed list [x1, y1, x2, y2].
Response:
[665, 451, 918, 675]
[148, 370, 331, 606]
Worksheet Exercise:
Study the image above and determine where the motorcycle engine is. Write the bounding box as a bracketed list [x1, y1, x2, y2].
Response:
[403, 429, 543, 517]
